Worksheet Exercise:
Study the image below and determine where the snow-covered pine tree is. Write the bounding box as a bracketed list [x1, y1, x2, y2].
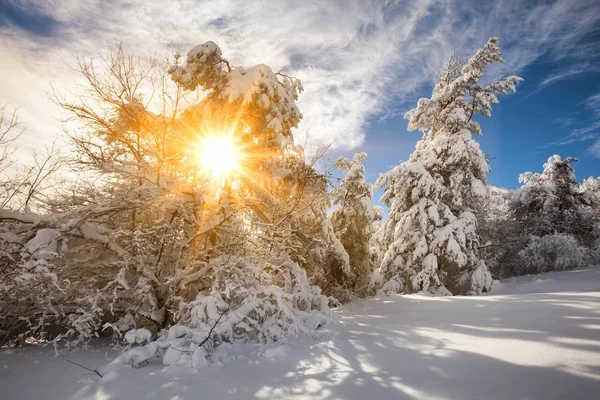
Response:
[281, 158, 351, 300]
[373, 37, 522, 295]
[331, 153, 381, 294]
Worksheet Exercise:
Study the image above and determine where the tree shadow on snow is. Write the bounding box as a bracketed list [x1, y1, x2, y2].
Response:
[75, 271, 600, 400]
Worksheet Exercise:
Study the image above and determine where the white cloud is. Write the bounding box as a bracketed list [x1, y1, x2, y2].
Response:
[588, 140, 600, 158]
[538, 63, 600, 89]
[1, 0, 600, 153]
[547, 92, 600, 157]
[586, 93, 600, 112]
[583, 93, 600, 158]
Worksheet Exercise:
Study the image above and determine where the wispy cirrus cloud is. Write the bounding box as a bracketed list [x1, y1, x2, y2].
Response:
[551, 114, 578, 128]
[584, 93, 600, 158]
[546, 92, 600, 156]
[539, 63, 600, 89]
[1, 0, 600, 154]
[586, 93, 600, 112]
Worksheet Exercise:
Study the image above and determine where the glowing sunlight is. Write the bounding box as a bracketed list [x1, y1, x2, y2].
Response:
[197, 135, 242, 180]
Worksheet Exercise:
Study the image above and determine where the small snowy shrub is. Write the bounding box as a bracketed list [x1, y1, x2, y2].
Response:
[179, 255, 332, 344]
[115, 255, 333, 368]
[517, 233, 589, 274]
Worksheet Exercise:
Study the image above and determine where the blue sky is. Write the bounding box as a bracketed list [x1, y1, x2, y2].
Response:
[1, 0, 599, 191]
[333, 46, 600, 189]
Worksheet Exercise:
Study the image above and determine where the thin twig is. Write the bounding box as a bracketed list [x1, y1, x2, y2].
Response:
[198, 298, 243, 348]
[64, 357, 103, 378]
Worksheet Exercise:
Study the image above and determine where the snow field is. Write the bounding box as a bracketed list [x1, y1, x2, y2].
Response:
[1, 266, 599, 399]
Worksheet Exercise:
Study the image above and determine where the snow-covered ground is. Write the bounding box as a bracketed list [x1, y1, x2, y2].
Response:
[2, 266, 600, 400]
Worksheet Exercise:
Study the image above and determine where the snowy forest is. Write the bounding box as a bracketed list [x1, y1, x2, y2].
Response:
[1, 35, 600, 399]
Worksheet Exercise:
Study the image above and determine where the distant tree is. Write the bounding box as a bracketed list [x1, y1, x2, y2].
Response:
[497, 155, 599, 276]
[512, 155, 596, 246]
[373, 37, 522, 295]
[476, 185, 515, 278]
[331, 153, 381, 294]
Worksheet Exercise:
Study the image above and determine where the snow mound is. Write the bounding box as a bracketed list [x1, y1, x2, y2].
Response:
[124, 328, 152, 344]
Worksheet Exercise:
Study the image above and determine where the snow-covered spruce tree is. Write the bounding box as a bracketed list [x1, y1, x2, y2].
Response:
[373, 37, 522, 295]
[279, 155, 351, 300]
[331, 153, 381, 294]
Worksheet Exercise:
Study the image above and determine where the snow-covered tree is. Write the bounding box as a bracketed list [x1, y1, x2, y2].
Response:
[373, 37, 522, 295]
[581, 176, 600, 255]
[93, 42, 340, 363]
[281, 160, 350, 300]
[512, 155, 596, 246]
[477, 157, 598, 280]
[581, 176, 600, 196]
[0, 106, 65, 346]
[170, 41, 350, 298]
[4, 49, 200, 346]
[476, 185, 516, 278]
[331, 153, 381, 294]
[499, 155, 599, 276]
[1, 42, 335, 349]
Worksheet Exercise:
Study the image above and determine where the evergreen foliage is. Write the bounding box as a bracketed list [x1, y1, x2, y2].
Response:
[373, 38, 522, 295]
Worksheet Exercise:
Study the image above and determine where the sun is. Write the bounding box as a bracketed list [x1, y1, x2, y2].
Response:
[197, 135, 242, 180]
